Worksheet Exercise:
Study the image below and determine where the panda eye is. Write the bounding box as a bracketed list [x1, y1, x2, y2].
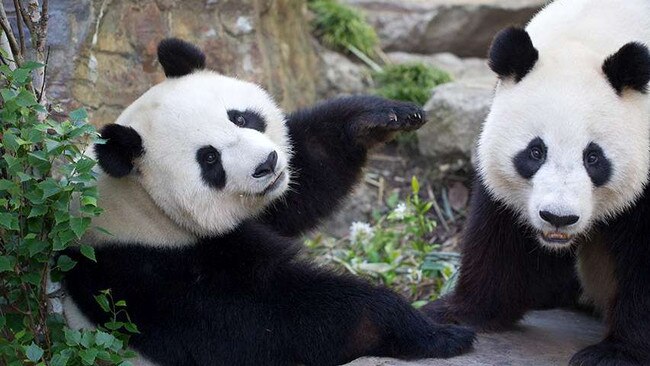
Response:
[530, 146, 544, 161]
[205, 152, 218, 164]
[586, 151, 599, 165]
[235, 115, 246, 127]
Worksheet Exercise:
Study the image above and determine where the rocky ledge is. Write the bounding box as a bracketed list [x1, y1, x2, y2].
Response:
[348, 309, 604, 366]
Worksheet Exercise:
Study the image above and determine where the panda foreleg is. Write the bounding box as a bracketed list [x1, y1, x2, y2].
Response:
[258, 96, 425, 237]
[422, 179, 580, 330]
[280, 269, 475, 364]
[570, 191, 650, 365]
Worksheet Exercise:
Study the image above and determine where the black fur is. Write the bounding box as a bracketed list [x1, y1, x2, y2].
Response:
[488, 27, 539, 82]
[583, 142, 612, 187]
[568, 181, 650, 365]
[95, 124, 144, 178]
[424, 176, 650, 364]
[422, 178, 581, 330]
[602, 42, 650, 95]
[158, 38, 206, 78]
[64, 221, 474, 366]
[64, 96, 474, 365]
[227, 109, 267, 132]
[513, 137, 547, 179]
[259, 96, 425, 237]
[196, 146, 226, 189]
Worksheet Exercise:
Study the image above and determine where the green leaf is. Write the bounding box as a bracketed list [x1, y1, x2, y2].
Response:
[124, 322, 140, 334]
[80, 331, 95, 348]
[63, 327, 81, 346]
[12, 68, 30, 83]
[15, 89, 37, 107]
[411, 176, 420, 194]
[56, 255, 77, 272]
[70, 217, 91, 238]
[115, 300, 127, 307]
[39, 179, 61, 199]
[94, 294, 111, 313]
[0, 212, 19, 230]
[94, 331, 114, 347]
[81, 195, 98, 207]
[27, 205, 48, 218]
[79, 348, 98, 365]
[0, 179, 15, 191]
[1, 88, 17, 101]
[74, 158, 96, 174]
[25, 342, 44, 362]
[51, 353, 70, 366]
[104, 321, 123, 331]
[80, 245, 96, 262]
[21, 61, 45, 70]
[69, 108, 88, 122]
[0, 255, 14, 272]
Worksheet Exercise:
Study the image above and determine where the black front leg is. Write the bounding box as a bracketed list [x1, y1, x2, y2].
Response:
[570, 190, 650, 365]
[259, 96, 425, 237]
[422, 179, 580, 330]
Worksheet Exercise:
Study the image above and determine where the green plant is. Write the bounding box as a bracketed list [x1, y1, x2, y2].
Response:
[0, 59, 134, 365]
[306, 177, 458, 305]
[374, 63, 452, 106]
[308, 0, 379, 58]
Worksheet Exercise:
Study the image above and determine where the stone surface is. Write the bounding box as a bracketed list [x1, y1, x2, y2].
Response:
[344, 0, 546, 57]
[43, 0, 322, 126]
[387, 52, 494, 85]
[417, 81, 493, 160]
[347, 309, 605, 366]
[319, 47, 374, 98]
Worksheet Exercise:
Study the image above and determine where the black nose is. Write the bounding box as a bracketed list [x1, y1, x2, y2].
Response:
[539, 211, 579, 227]
[252, 151, 278, 178]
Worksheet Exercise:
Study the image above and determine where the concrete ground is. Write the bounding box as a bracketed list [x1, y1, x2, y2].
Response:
[347, 309, 604, 366]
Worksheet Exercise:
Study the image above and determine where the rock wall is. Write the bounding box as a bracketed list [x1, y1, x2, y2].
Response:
[46, 0, 321, 126]
[343, 0, 547, 57]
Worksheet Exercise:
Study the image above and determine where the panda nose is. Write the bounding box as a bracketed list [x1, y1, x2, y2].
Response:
[252, 151, 278, 178]
[539, 211, 579, 227]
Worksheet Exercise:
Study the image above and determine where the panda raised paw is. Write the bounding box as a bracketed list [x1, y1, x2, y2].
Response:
[349, 100, 426, 148]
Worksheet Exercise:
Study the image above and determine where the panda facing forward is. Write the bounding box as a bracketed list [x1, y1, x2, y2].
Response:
[423, 0, 650, 364]
[61, 39, 475, 366]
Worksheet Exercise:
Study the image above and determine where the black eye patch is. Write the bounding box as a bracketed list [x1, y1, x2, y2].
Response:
[513, 137, 547, 179]
[196, 146, 226, 189]
[583, 142, 612, 187]
[227, 109, 266, 132]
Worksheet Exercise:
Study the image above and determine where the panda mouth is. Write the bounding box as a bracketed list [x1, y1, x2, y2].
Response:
[540, 231, 574, 244]
[260, 171, 286, 195]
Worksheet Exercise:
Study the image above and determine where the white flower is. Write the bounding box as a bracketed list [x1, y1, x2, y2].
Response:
[392, 202, 408, 220]
[349, 221, 374, 244]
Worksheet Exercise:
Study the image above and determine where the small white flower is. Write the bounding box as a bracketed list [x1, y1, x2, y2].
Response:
[349, 221, 374, 244]
[392, 202, 408, 220]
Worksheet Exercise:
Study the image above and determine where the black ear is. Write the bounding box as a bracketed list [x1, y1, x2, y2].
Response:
[602, 42, 650, 95]
[95, 124, 144, 178]
[157, 38, 206, 78]
[488, 27, 539, 82]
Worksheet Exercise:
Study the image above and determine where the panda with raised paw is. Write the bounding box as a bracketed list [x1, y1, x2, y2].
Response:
[423, 0, 650, 364]
[61, 38, 475, 366]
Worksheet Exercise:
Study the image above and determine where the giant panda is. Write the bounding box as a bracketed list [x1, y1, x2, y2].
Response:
[422, 0, 650, 364]
[61, 38, 475, 366]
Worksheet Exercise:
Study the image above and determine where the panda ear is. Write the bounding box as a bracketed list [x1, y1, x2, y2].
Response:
[157, 38, 206, 78]
[95, 124, 144, 178]
[488, 27, 539, 82]
[602, 42, 650, 95]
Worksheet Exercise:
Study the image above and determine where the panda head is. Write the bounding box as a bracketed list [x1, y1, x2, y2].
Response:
[478, 28, 650, 249]
[94, 38, 291, 238]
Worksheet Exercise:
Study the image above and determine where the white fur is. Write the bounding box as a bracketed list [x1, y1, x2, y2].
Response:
[478, 0, 650, 248]
[82, 71, 292, 247]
